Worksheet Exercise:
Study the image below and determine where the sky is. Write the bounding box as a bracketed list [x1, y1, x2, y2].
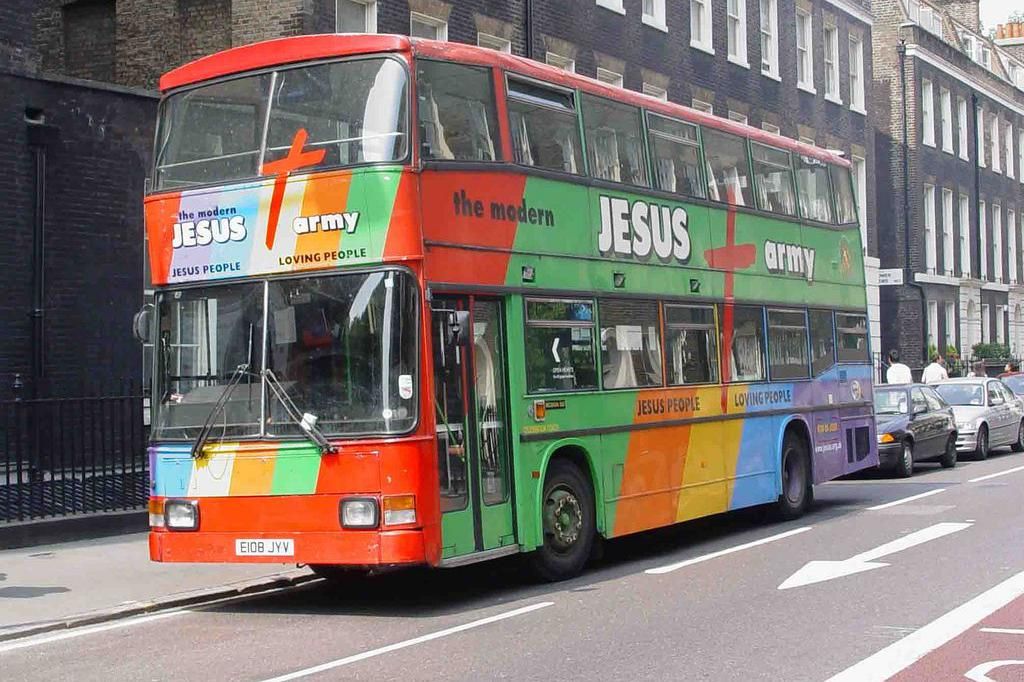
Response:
[980, 0, 1019, 32]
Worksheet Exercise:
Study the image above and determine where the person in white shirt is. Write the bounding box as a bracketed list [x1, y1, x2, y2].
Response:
[886, 349, 912, 384]
[921, 354, 949, 383]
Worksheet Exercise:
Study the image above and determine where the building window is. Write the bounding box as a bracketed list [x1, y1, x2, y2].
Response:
[945, 302, 956, 350]
[923, 183, 936, 273]
[691, 98, 713, 114]
[848, 35, 864, 112]
[991, 114, 1001, 173]
[546, 52, 575, 72]
[596, 67, 624, 88]
[728, 110, 748, 125]
[977, 106, 986, 167]
[852, 155, 866, 250]
[994, 204, 1003, 282]
[796, 9, 814, 92]
[762, 122, 781, 135]
[823, 22, 840, 101]
[727, 0, 748, 66]
[942, 188, 954, 276]
[691, 0, 713, 53]
[959, 193, 971, 277]
[957, 97, 968, 160]
[337, 0, 377, 33]
[477, 33, 511, 53]
[642, 83, 668, 100]
[982, 303, 991, 342]
[997, 306, 1006, 344]
[642, 0, 667, 30]
[1006, 124, 1014, 179]
[596, 0, 626, 14]
[927, 300, 938, 348]
[921, 79, 935, 147]
[940, 88, 952, 153]
[980, 200, 988, 279]
[1020, 133, 1024, 185]
[410, 12, 447, 40]
[1010, 208, 1018, 284]
[760, 0, 779, 78]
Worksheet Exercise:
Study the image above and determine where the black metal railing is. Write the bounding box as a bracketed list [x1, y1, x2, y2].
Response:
[1, 378, 149, 523]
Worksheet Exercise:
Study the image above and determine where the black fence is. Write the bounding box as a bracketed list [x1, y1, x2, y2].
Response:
[1, 379, 149, 523]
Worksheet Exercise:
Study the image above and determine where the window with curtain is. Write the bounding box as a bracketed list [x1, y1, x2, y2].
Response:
[582, 94, 647, 186]
[795, 155, 835, 223]
[703, 128, 753, 206]
[507, 79, 583, 174]
[721, 305, 766, 382]
[417, 60, 498, 161]
[767, 309, 810, 380]
[648, 113, 705, 198]
[751, 143, 796, 216]
[599, 299, 662, 389]
[666, 305, 719, 385]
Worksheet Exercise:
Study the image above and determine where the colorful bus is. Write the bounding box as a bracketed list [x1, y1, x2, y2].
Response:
[141, 34, 877, 581]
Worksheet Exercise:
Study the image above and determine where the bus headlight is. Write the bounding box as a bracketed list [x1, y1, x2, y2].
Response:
[165, 499, 199, 531]
[340, 498, 379, 529]
[383, 495, 417, 526]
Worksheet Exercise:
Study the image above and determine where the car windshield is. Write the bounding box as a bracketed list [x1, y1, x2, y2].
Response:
[1002, 375, 1024, 395]
[933, 383, 985, 406]
[874, 389, 908, 415]
[154, 270, 418, 440]
[154, 57, 409, 189]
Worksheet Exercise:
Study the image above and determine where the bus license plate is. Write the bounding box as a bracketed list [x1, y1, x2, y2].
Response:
[235, 539, 294, 557]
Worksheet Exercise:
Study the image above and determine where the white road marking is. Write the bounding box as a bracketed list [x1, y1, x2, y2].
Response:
[969, 464, 1024, 483]
[645, 526, 812, 575]
[259, 601, 554, 682]
[0, 610, 186, 654]
[865, 488, 946, 510]
[964, 660, 1024, 682]
[778, 522, 971, 590]
[980, 627, 1024, 635]
[825, 569, 1024, 681]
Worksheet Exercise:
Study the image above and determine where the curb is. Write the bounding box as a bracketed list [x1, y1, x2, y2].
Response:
[0, 570, 321, 644]
[0, 511, 149, 550]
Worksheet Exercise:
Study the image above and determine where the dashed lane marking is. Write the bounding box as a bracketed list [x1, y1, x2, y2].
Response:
[865, 488, 946, 511]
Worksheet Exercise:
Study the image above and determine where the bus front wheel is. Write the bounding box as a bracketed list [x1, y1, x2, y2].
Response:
[775, 430, 812, 520]
[529, 459, 595, 582]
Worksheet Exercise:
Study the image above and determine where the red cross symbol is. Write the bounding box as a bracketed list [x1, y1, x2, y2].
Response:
[703, 188, 756, 406]
[260, 128, 326, 250]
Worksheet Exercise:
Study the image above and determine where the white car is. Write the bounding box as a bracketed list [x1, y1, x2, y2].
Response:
[933, 378, 1024, 459]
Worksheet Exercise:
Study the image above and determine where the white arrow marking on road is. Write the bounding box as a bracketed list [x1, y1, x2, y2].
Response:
[778, 522, 971, 590]
[551, 337, 561, 363]
[964, 660, 1024, 682]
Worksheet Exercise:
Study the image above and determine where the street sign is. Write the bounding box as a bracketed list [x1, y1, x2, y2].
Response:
[878, 268, 904, 286]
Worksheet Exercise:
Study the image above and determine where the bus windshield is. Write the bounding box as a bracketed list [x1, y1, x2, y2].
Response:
[154, 57, 409, 190]
[154, 270, 419, 440]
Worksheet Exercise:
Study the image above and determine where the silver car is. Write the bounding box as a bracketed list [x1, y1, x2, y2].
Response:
[933, 378, 1024, 459]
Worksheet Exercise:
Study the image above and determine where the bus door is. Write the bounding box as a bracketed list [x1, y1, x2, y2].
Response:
[431, 295, 516, 561]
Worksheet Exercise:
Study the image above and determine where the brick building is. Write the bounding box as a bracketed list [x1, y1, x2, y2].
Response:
[872, 0, 1024, 367]
[1, 1, 156, 396]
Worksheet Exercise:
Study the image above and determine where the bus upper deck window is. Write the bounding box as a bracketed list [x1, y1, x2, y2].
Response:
[416, 61, 499, 162]
[507, 78, 583, 175]
[581, 94, 647, 187]
[648, 114, 705, 199]
[751, 143, 797, 217]
[795, 154, 835, 223]
[702, 129, 754, 207]
[830, 164, 858, 224]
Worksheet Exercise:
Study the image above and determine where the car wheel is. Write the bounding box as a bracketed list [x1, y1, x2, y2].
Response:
[896, 440, 914, 478]
[1012, 421, 1024, 453]
[940, 434, 957, 468]
[974, 425, 989, 461]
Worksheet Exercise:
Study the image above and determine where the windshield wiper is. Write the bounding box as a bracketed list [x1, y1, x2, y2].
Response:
[262, 368, 336, 455]
[190, 363, 251, 459]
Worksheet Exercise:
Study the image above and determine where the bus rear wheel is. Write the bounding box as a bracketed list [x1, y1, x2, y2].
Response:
[774, 430, 812, 520]
[529, 459, 595, 582]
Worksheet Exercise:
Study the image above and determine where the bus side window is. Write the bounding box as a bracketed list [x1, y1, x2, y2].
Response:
[665, 304, 719, 385]
[835, 312, 869, 363]
[702, 129, 754, 207]
[720, 305, 766, 382]
[507, 78, 583, 174]
[751, 143, 798, 217]
[417, 60, 499, 162]
[647, 113, 705, 199]
[808, 309, 836, 376]
[795, 155, 835, 223]
[830, 164, 858, 224]
[581, 94, 648, 187]
[767, 309, 810, 380]
[598, 299, 661, 389]
[524, 298, 597, 393]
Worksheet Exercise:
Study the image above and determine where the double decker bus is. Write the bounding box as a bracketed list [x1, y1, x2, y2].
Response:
[142, 34, 877, 581]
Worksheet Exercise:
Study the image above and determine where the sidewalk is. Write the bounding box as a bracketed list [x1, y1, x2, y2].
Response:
[0, 533, 313, 641]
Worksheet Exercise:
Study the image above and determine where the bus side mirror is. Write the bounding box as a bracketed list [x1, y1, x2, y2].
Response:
[447, 310, 470, 347]
[132, 304, 154, 344]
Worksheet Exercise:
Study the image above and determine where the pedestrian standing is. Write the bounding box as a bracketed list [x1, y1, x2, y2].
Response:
[886, 349, 912, 384]
[967, 360, 987, 378]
